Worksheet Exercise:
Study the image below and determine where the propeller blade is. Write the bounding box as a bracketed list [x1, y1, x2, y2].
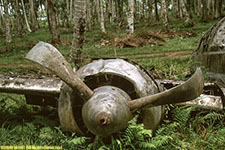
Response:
[26, 41, 93, 101]
[128, 68, 204, 110]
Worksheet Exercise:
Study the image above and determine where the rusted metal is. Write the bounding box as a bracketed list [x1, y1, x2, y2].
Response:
[191, 17, 225, 87]
[0, 75, 223, 109]
[128, 68, 204, 109]
[0, 41, 215, 137]
[26, 41, 93, 101]
[82, 86, 132, 136]
[58, 58, 164, 135]
[179, 94, 223, 111]
[0, 74, 62, 96]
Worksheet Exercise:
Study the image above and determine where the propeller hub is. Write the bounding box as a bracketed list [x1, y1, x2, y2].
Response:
[96, 112, 112, 126]
[82, 86, 132, 137]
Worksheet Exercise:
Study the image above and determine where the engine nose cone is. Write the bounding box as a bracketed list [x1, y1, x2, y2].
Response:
[96, 112, 112, 126]
[82, 86, 132, 137]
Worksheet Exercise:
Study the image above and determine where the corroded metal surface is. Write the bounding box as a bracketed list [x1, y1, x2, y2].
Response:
[26, 41, 93, 101]
[191, 17, 225, 86]
[180, 94, 223, 111]
[128, 68, 204, 109]
[82, 86, 132, 136]
[60, 58, 164, 135]
[0, 74, 62, 96]
[76, 59, 159, 97]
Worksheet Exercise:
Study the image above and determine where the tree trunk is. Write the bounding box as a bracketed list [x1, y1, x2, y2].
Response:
[197, 0, 201, 16]
[69, 0, 73, 22]
[154, 0, 159, 21]
[99, 0, 106, 33]
[148, 0, 153, 25]
[194, 0, 198, 15]
[111, 0, 116, 24]
[171, 0, 177, 18]
[211, 0, 215, 15]
[214, 0, 219, 18]
[86, 0, 92, 30]
[21, 0, 32, 32]
[108, 0, 112, 23]
[45, 0, 51, 32]
[161, 0, 168, 31]
[15, 0, 22, 35]
[180, 0, 191, 23]
[139, 1, 144, 21]
[3, 0, 12, 51]
[70, 0, 86, 68]
[66, 0, 70, 27]
[207, 0, 211, 15]
[219, 0, 223, 17]
[92, 0, 97, 26]
[29, 0, 38, 31]
[0, 15, 3, 34]
[186, 0, 193, 19]
[0, 2, 3, 33]
[116, 0, 123, 26]
[127, 0, 134, 35]
[96, 0, 101, 23]
[201, 0, 208, 21]
[178, 0, 184, 18]
[48, 0, 61, 44]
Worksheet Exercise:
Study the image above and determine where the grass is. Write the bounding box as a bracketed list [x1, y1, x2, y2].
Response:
[0, 18, 216, 76]
[0, 17, 224, 149]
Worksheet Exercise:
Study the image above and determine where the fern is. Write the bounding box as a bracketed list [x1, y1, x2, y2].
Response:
[173, 106, 197, 127]
[68, 136, 89, 145]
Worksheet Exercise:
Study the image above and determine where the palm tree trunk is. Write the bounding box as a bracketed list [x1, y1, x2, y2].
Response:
[86, 0, 92, 30]
[197, 0, 201, 16]
[214, 0, 219, 18]
[127, 0, 134, 35]
[97, 0, 101, 23]
[70, 0, 86, 68]
[69, 0, 73, 22]
[29, 0, 38, 31]
[99, 0, 106, 33]
[21, 0, 32, 32]
[219, 0, 223, 17]
[0, 0, 4, 33]
[0, 14, 3, 33]
[111, 0, 116, 24]
[3, 0, 12, 51]
[48, 0, 61, 44]
[154, 0, 159, 21]
[180, 0, 191, 23]
[201, 0, 208, 21]
[148, 0, 153, 25]
[15, 0, 22, 35]
[161, 0, 168, 31]
[108, 0, 112, 23]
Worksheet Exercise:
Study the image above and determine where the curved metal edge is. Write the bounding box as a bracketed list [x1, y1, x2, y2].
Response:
[76, 59, 165, 133]
[128, 68, 204, 110]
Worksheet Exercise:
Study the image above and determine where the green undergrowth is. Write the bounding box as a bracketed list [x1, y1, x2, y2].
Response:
[0, 93, 224, 149]
[0, 18, 218, 80]
[0, 18, 224, 149]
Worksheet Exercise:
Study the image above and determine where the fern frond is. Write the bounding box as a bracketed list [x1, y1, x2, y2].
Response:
[68, 136, 89, 145]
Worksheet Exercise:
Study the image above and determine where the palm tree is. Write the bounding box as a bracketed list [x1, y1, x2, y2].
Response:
[47, 0, 61, 44]
[70, 0, 86, 68]
[127, 0, 134, 35]
[3, 0, 12, 51]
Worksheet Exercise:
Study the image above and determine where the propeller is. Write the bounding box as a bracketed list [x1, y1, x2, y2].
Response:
[26, 41, 93, 101]
[26, 42, 204, 136]
[128, 68, 204, 110]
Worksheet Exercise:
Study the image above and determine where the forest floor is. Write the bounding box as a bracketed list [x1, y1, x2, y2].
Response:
[0, 18, 224, 149]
